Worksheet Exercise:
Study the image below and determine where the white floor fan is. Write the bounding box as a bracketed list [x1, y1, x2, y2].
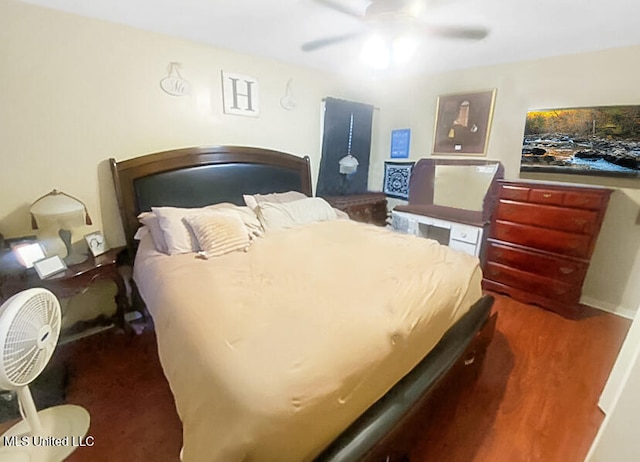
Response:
[0, 288, 90, 462]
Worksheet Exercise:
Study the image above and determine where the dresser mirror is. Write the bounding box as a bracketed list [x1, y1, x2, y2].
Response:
[433, 163, 500, 212]
[400, 158, 504, 223]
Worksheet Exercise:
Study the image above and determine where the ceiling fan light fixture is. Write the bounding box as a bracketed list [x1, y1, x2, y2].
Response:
[361, 34, 391, 70]
[392, 35, 418, 65]
[360, 32, 419, 70]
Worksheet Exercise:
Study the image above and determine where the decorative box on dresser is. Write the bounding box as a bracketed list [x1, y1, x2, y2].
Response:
[322, 192, 388, 226]
[482, 180, 612, 318]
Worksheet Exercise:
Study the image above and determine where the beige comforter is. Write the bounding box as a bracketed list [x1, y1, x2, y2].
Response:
[134, 220, 482, 462]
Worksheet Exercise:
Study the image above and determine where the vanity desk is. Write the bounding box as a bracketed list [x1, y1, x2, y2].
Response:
[390, 159, 504, 261]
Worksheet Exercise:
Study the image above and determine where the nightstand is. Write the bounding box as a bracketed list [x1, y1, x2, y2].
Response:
[0, 247, 130, 332]
[322, 192, 388, 226]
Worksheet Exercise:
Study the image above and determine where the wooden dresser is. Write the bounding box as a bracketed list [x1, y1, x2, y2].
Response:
[323, 192, 388, 226]
[482, 180, 611, 318]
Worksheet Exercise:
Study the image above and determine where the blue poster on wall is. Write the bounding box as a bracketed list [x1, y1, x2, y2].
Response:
[390, 129, 411, 158]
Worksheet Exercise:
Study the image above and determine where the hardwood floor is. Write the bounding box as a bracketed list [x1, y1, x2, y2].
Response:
[0, 293, 630, 461]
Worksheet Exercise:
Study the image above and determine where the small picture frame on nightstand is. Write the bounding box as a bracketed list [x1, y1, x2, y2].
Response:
[33, 255, 67, 279]
[85, 231, 107, 257]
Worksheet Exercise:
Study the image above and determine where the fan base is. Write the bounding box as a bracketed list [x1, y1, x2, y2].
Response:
[0, 404, 90, 462]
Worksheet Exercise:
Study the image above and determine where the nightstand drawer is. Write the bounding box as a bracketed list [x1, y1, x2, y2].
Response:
[323, 193, 387, 226]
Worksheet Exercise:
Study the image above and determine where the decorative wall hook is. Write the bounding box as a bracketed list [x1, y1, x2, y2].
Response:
[160, 62, 191, 96]
[280, 78, 297, 110]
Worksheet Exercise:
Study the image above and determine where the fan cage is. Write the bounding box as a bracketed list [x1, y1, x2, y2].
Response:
[0, 289, 61, 388]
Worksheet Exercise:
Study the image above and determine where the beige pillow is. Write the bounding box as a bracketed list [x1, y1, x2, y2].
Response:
[183, 212, 250, 257]
[206, 203, 264, 238]
[256, 197, 337, 231]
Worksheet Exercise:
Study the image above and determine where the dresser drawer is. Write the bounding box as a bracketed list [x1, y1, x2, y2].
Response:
[495, 200, 598, 234]
[563, 191, 605, 210]
[485, 240, 588, 284]
[500, 185, 530, 201]
[491, 220, 592, 258]
[528, 188, 565, 206]
[484, 262, 580, 303]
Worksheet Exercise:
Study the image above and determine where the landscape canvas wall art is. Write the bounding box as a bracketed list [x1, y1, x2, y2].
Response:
[520, 105, 640, 178]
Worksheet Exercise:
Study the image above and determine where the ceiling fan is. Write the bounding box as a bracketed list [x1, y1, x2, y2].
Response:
[302, 0, 489, 53]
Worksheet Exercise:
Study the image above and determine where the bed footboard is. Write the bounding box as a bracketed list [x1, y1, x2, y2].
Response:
[315, 294, 496, 462]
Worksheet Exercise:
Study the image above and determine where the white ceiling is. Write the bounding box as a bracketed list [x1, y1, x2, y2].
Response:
[19, 0, 640, 78]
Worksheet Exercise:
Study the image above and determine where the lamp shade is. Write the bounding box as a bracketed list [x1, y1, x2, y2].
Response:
[29, 190, 92, 265]
[30, 190, 92, 230]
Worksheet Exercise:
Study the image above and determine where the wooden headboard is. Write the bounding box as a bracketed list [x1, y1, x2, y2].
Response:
[110, 145, 312, 256]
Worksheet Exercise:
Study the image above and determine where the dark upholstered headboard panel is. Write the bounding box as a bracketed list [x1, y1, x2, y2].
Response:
[110, 146, 312, 256]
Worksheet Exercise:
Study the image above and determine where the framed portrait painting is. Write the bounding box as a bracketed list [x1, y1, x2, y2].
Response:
[433, 89, 496, 155]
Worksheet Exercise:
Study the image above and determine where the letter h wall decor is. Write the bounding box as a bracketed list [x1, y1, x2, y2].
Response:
[222, 71, 260, 117]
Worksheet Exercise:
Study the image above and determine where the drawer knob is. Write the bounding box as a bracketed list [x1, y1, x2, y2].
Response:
[464, 352, 476, 366]
[543, 193, 553, 198]
[488, 268, 501, 277]
[560, 266, 576, 275]
[460, 232, 467, 238]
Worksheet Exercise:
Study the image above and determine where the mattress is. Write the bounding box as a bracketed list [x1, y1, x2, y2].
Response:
[134, 219, 482, 461]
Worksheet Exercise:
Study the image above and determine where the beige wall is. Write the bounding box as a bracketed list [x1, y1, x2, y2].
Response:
[369, 46, 640, 317]
[0, 0, 374, 249]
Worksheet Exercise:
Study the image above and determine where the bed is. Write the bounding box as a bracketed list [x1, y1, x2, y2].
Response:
[110, 145, 496, 462]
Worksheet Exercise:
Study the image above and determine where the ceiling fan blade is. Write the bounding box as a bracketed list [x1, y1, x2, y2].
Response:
[301, 32, 364, 52]
[423, 24, 489, 40]
[312, 0, 365, 19]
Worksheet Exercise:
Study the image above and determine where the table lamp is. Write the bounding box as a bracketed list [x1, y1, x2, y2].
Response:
[30, 189, 92, 265]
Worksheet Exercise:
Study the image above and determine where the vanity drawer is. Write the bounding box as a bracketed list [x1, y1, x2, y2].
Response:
[484, 261, 580, 303]
[449, 239, 478, 257]
[485, 240, 588, 284]
[491, 220, 592, 258]
[495, 200, 598, 234]
[450, 224, 480, 244]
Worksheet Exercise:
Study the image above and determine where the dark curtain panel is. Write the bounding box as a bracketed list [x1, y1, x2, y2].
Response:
[316, 97, 374, 196]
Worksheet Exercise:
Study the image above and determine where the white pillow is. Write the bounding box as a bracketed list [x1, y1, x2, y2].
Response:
[183, 212, 250, 257]
[256, 197, 337, 231]
[151, 206, 202, 255]
[243, 191, 308, 210]
[138, 212, 170, 254]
